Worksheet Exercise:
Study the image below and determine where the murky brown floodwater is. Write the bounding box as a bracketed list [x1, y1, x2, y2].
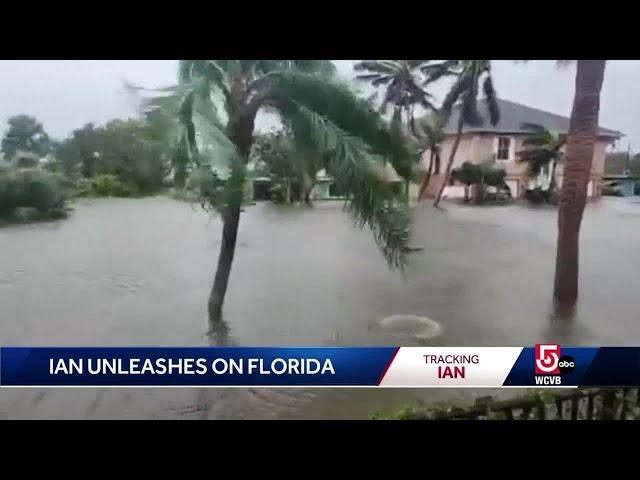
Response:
[1, 196, 640, 419]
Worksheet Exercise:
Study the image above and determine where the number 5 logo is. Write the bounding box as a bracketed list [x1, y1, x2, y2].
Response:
[535, 344, 560, 374]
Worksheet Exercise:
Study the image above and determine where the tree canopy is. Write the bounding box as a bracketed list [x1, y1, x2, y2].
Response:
[1, 115, 51, 160]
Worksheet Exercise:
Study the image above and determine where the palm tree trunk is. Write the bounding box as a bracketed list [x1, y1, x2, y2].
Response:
[304, 182, 315, 205]
[418, 151, 434, 201]
[207, 100, 254, 323]
[208, 203, 242, 322]
[174, 164, 187, 189]
[553, 60, 606, 306]
[434, 114, 465, 207]
[547, 159, 558, 204]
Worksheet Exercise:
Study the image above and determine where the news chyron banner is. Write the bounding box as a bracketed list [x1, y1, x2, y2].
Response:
[0, 345, 639, 387]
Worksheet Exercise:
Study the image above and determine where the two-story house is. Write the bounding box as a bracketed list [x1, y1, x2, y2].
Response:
[419, 99, 623, 200]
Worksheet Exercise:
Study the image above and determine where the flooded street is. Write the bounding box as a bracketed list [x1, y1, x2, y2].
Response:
[1, 196, 640, 419]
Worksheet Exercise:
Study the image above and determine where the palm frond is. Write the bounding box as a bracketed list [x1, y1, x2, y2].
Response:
[421, 60, 460, 84]
[372, 75, 395, 87]
[482, 74, 500, 126]
[415, 114, 445, 146]
[270, 71, 414, 179]
[181, 61, 229, 88]
[406, 60, 432, 69]
[517, 122, 564, 177]
[282, 103, 410, 269]
[355, 73, 386, 82]
[354, 60, 402, 75]
[177, 77, 240, 180]
[179, 92, 197, 155]
[441, 75, 468, 119]
[293, 60, 337, 76]
[419, 95, 438, 113]
[461, 87, 482, 126]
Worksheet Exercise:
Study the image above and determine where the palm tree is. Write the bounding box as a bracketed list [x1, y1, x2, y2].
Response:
[428, 60, 500, 207]
[353, 60, 438, 135]
[554, 60, 607, 305]
[517, 122, 566, 202]
[354, 60, 439, 201]
[414, 113, 445, 200]
[176, 60, 414, 323]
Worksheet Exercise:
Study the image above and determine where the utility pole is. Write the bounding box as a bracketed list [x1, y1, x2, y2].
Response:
[625, 143, 631, 175]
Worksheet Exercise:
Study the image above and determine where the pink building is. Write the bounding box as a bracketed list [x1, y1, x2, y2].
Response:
[420, 99, 622, 200]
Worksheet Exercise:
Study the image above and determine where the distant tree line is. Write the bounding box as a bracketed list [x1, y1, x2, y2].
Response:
[0, 100, 181, 198]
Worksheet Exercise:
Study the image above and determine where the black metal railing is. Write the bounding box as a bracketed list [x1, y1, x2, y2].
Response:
[399, 388, 640, 420]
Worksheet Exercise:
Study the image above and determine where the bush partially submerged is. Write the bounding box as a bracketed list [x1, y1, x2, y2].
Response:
[90, 174, 133, 197]
[73, 174, 136, 198]
[0, 169, 70, 223]
[451, 161, 509, 204]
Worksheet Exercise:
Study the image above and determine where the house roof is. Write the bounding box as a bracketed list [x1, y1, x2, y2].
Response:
[441, 98, 622, 139]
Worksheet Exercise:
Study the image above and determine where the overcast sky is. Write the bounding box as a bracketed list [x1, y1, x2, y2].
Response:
[0, 60, 636, 149]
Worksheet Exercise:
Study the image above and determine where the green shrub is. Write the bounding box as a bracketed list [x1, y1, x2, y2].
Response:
[0, 168, 69, 223]
[525, 187, 550, 205]
[269, 183, 288, 204]
[90, 174, 135, 197]
[187, 168, 217, 197]
[72, 177, 95, 198]
[453, 161, 506, 187]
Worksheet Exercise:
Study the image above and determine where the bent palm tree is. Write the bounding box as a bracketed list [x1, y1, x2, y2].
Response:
[177, 60, 414, 322]
[354, 60, 438, 134]
[517, 122, 566, 201]
[414, 113, 445, 200]
[428, 60, 500, 207]
[355, 60, 440, 200]
[554, 60, 607, 305]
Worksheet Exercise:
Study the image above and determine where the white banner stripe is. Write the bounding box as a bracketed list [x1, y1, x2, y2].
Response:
[379, 347, 523, 387]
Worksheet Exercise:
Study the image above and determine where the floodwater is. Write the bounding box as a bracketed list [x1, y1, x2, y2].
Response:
[1, 196, 640, 419]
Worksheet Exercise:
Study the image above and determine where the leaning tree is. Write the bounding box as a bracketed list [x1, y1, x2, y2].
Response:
[353, 60, 438, 135]
[553, 60, 607, 306]
[175, 60, 415, 322]
[414, 113, 445, 200]
[424, 60, 500, 208]
[517, 122, 566, 203]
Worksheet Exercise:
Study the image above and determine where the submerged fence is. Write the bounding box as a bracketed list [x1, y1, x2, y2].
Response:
[399, 388, 640, 420]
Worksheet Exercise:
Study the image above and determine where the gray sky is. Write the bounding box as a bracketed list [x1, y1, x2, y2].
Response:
[0, 60, 635, 150]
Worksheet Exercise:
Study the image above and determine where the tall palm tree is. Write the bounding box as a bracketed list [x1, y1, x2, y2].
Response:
[517, 122, 566, 201]
[354, 60, 438, 135]
[414, 113, 445, 200]
[176, 60, 414, 323]
[554, 60, 607, 305]
[354, 60, 438, 200]
[428, 60, 500, 207]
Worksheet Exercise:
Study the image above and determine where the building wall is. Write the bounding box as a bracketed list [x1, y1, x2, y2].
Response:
[312, 181, 332, 200]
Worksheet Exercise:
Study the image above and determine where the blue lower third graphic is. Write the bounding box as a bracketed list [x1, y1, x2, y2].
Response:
[0, 347, 398, 387]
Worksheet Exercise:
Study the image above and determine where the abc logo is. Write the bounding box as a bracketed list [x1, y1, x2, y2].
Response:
[558, 355, 575, 374]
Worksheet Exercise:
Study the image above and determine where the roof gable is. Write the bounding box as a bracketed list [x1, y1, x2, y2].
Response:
[441, 98, 622, 139]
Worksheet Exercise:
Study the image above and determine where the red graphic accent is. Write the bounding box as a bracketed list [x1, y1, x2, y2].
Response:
[535, 344, 561, 375]
[376, 347, 400, 385]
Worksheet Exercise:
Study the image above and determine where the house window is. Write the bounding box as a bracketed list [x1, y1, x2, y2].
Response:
[496, 137, 511, 161]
